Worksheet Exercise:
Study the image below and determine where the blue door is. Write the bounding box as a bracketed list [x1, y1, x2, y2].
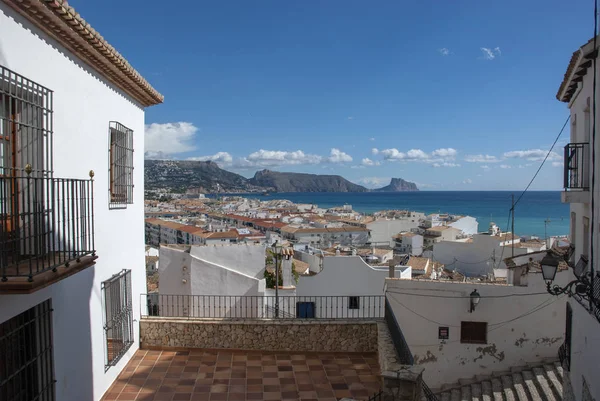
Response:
[296, 302, 315, 318]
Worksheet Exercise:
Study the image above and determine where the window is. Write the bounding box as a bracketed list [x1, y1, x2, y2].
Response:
[460, 321, 487, 344]
[348, 296, 360, 310]
[0, 299, 55, 401]
[102, 269, 134, 369]
[109, 121, 134, 207]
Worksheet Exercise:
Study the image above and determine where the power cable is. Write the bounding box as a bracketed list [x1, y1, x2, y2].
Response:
[386, 289, 555, 299]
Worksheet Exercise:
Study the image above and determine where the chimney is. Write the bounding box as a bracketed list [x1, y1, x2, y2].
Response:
[388, 260, 396, 278]
[282, 254, 293, 287]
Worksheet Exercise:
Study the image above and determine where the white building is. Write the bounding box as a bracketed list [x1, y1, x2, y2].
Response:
[367, 218, 421, 247]
[385, 265, 570, 389]
[556, 35, 600, 401]
[281, 225, 370, 247]
[0, 1, 162, 400]
[295, 255, 409, 317]
[394, 232, 424, 256]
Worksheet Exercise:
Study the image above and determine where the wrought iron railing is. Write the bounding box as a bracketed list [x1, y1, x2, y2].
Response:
[384, 297, 439, 401]
[558, 342, 570, 371]
[384, 297, 414, 364]
[142, 294, 384, 319]
[564, 143, 589, 190]
[367, 390, 384, 400]
[0, 172, 95, 281]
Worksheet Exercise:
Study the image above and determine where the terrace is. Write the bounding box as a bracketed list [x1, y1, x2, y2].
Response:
[100, 295, 435, 401]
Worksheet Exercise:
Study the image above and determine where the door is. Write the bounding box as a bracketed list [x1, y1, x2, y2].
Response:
[0, 96, 19, 266]
[564, 302, 572, 369]
[296, 302, 315, 318]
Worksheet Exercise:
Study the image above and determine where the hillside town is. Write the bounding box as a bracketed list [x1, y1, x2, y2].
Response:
[0, 1, 598, 401]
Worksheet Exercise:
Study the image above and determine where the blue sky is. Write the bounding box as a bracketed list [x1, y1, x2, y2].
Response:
[72, 0, 592, 190]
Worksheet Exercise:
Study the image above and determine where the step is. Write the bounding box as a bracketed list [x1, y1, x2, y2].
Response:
[460, 384, 472, 401]
[481, 381, 493, 401]
[533, 366, 557, 401]
[501, 374, 516, 401]
[491, 378, 504, 401]
[522, 370, 542, 400]
[450, 388, 461, 401]
[544, 364, 563, 396]
[471, 383, 482, 401]
[512, 372, 529, 401]
[440, 392, 451, 401]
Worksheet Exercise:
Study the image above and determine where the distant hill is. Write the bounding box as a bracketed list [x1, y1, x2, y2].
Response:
[249, 169, 368, 193]
[373, 178, 419, 192]
[145, 160, 370, 193]
[145, 160, 255, 193]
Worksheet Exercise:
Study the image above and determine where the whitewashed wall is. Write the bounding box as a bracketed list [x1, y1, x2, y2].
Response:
[367, 219, 420, 246]
[0, 5, 148, 401]
[385, 271, 570, 389]
[449, 216, 479, 236]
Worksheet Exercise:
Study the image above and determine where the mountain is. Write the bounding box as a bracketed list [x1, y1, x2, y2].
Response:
[145, 160, 255, 192]
[373, 178, 419, 192]
[249, 170, 368, 193]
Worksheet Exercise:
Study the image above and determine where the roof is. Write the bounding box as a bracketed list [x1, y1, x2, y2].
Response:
[394, 232, 417, 239]
[407, 256, 430, 272]
[281, 225, 369, 234]
[557, 36, 596, 102]
[427, 226, 451, 232]
[292, 259, 310, 274]
[3, 0, 163, 107]
[201, 230, 239, 239]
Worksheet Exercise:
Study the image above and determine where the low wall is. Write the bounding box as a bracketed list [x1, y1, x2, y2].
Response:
[140, 318, 378, 352]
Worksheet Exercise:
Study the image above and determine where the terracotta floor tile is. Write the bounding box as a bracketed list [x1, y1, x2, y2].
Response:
[101, 349, 381, 401]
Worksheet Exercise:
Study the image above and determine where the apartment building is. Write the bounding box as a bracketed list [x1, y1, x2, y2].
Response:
[0, 1, 162, 400]
[556, 34, 600, 401]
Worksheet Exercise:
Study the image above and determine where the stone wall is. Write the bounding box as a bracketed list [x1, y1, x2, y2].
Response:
[140, 318, 378, 353]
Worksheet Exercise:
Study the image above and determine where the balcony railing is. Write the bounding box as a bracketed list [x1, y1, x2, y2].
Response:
[564, 143, 589, 190]
[143, 294, 384, 319]
[0, 173, 95, 281]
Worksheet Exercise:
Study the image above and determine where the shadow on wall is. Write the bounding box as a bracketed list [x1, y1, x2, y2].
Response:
[0, 41, 6, 66]
[53, 263, 96, 400]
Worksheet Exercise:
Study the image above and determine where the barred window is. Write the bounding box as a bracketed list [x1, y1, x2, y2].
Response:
[460, 321, 487, 344]
[102, 269, 134, 369]
[0, 299, 55, 401]
[109, 122, 133, 207]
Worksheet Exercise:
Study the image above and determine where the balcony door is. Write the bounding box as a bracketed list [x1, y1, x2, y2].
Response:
[0, 67, 50, 271]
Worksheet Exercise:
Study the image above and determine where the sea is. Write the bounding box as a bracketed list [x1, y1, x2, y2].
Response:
[215, 191, 570, 238]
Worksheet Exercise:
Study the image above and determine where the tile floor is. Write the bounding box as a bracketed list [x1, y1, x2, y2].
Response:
[101, 349, 381, 401]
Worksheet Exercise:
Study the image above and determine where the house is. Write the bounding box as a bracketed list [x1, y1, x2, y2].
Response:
[0, 1, 162, 400]
[384, 263, 569, 389]
[422, 225, 462, 248]
[280, 225, 370, 247]
[366, 218, 421, 247]
[394, 232, 424, 255]
[556, 34, 600, 401]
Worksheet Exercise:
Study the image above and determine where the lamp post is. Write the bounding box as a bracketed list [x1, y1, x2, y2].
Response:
[541, 252, 592, 300]
[469, 289, 481, 313]
[271, 241, 283, 318]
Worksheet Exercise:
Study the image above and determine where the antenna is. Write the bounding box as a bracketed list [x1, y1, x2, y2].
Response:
[544, 218, 552, 247]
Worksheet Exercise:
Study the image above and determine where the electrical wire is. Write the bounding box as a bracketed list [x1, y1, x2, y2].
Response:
[512, 115, 571, 210]
[386, 289, 555, 299]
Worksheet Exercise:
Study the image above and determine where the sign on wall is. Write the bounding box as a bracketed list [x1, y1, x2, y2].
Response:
[438, 326, 449, 340]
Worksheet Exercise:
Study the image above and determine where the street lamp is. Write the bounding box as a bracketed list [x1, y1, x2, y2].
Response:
[271, 241, 283, 318]
[469, 289, 481, 313]
[541, 252, 592, 299]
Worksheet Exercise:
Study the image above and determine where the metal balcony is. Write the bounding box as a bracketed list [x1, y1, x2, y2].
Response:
[562, 143, 590, 203]
[0, 172, 96, 293]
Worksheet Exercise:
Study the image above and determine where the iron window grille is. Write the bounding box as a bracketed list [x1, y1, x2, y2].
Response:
[0, 299, 55, 401]
[460, 321, 487, 344]
[108, 122, 133, 207]
[102, 269, 134, 370]
[348, 296, 360, 309]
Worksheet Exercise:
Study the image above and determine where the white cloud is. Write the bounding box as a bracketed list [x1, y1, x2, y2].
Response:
[464, 154, 500, 163]
[145, 122, 198, 158]
[463, 178, 473, 184]
[431, 148, 457, 158]
[243, 149, 322, 166]
[347, 116, 354, 120]
[432, 162, 460, 168]
[380, 148, 429, 161]
[439, 48, 451, 56]
[328, 148, 353, 163]
[369, 137, 375, 141]
[361, 158, 380, 166]
[480, 47, 501, 60]
[188, 152, 233, 165]
[371, 148, 379, 155]
[481, 165, 490, 170]
[503, 149, 561, 162]
[499, 164, 511, 169]
[552, 161, 564, 167]
[355, 177, 390, 188]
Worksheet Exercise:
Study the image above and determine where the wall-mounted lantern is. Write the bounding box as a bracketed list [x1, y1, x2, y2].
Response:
[542, 252, 591, 299]
[469, 289, 481, 313]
